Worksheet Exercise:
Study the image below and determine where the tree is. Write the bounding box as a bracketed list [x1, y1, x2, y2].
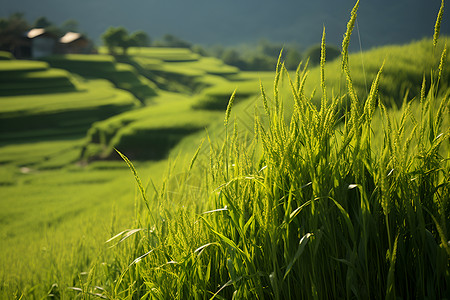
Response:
[128, 30, 151, 47]
[102, 27, 152, 55]
[33, 16, 52, 28]
[102, 26, 129, 55]
[60, 19, 79, 33]
[191, 44, 208, 56]
[258, 39, 282, 57]
[155, 34, 191, 48]
[0, 13, 30, 54]
[32, 16, 62, 36]
[221, 49, 246, 69]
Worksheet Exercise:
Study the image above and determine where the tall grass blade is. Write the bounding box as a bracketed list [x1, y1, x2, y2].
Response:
[115, 148, 149, 211]
[385, 234, 399, 300]
[189, 138, 205, 172]
[283, 233, 312, 279]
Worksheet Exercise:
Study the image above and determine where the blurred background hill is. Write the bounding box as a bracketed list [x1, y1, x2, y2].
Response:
[2, 0, 448, 50]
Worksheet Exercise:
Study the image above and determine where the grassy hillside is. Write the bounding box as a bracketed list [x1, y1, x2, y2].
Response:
[305, 37, 450, 108]
[0, 60, 76, 96]
[77, 27, 449, 300]
[79, 47, 255, 161]
[81, 91, 222, 161]
[1, 10, 449, 297]
[114, 47, 240, 94]
[42, 54, 157, 104]
[68, 3, 448, 298]
[0, 57, 142, 141]
[12, 38, 446, 161]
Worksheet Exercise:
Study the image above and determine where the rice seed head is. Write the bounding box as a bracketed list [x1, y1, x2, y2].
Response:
[433, 0, 445, 47]
[437, 45, 447, 83]
[342, 0, 360, 71]
[320, 26, 327, 108]
[364, 60, 385, 121]
[260, 80, 270, 116]
[224, 88, 237, 126]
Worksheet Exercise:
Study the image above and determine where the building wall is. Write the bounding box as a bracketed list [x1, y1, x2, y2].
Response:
[32, 37, 55, 58]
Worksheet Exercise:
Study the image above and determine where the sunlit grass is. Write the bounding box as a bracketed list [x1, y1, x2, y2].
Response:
[0, 2, 449, 298]
[85, 2, 449, 299]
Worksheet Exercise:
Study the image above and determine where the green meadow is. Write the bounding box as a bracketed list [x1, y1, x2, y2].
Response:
[1, 2, 449, 298]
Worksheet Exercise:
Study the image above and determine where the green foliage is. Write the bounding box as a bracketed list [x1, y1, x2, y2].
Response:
[153, 34, 192, 48]
[0, 13, 30, 53]
[83, 2, 449, 299]
[0, 60, 76, 96]
[102, 26, 129, 54]
[434, 0, 445, 47]
[82, 91, 223, 160]
[0, 50, 13, 60]
[33, 16, 53, 29]
[299, 37, 450, 110]
[120, 48, 238, 94]
[192, 73, 274, 110]
[94, 58, 449, 298]
[60, 19, 79, 33]
[102, 26, 151, 55]
[1, 2, 450, 298]
[42, 54, 157, 102]
[215, 40, 303, 71]
[0, 59, 140, 140]
[129, 30, 151, 47]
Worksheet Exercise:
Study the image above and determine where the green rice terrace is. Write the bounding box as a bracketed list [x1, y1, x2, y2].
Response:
[0, 2, 449, 298]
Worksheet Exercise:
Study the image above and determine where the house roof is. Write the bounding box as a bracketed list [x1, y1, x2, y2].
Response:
[27, 28, 46, 39]
[60, 32, 84, 44]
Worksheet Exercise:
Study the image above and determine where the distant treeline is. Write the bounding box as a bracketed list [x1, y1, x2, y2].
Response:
[1, 13, 341, 71]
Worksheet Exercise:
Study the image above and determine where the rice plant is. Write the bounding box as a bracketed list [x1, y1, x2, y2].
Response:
[89, 1, 449, 299]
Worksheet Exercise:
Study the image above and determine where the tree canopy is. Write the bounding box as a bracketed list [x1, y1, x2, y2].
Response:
[102, 26, 151, 54]
[0, 13, 30, 53]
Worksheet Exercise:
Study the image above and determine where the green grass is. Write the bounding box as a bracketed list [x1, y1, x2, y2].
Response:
[0, 79, 140, 140]
[0, 165, 138, 298]
[0, 60, 49, 73]
[116, 47, 201, 62]
[0, 133, 171, 298]
[192, 71, 275, 110]
[0, 60, 77, 95]
[119, 48, 240, 94]
[1, 2, 449, 298]
[0, 137, 84, 169]
[301, 37, 450, 109]
[82, 90, 223, 160]
[0, 58, 142, 140]
[42, 54, 157, 103]
[76, 3, 449, 299]
[0, 59, 144, 141]
[0, 51, 13, 60]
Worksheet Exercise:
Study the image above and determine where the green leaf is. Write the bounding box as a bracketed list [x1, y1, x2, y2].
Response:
[283, 233, 312, 279]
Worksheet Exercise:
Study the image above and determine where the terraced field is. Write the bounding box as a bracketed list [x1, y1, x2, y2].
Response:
[1, 34, 449, 298]
[0, 60, 76, 96]
[42, 54, 157, 103]
[0, 57, 141, 141]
